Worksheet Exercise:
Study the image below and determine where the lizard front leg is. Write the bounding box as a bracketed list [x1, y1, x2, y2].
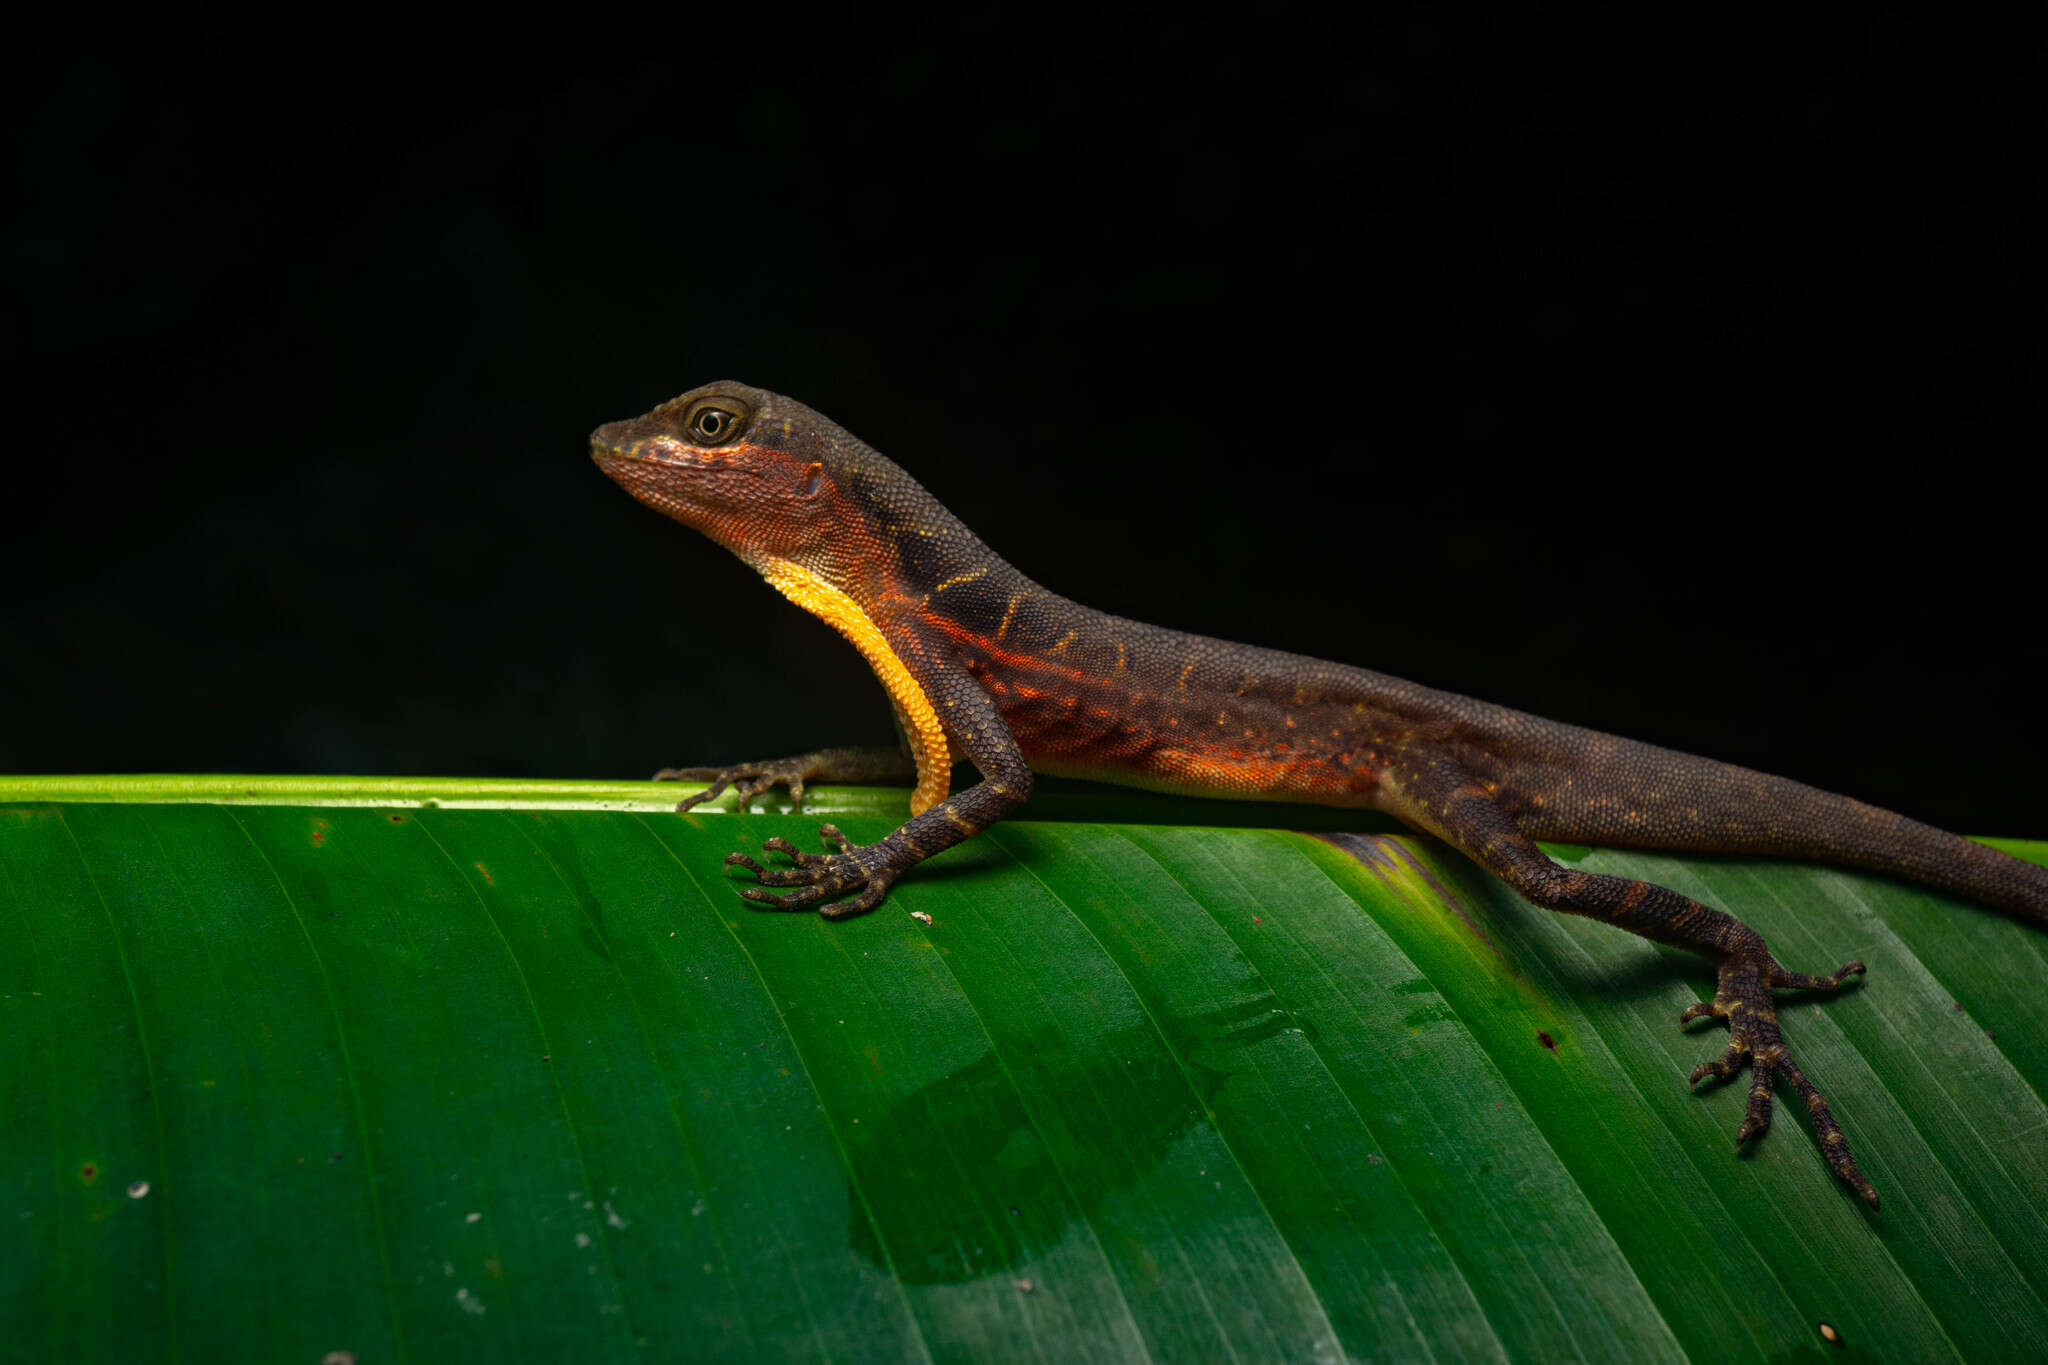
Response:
[723, 672, 1032, 920]
[1380, 750, 1878, 1207]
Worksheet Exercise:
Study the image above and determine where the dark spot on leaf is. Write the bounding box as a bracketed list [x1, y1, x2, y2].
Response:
[1951, 1001, 1964, 1013]
[329, 1151, 344, 1163]
[389, 813, 407, 823]
[79, 1162, 97, 1184]
[475, 862, 495, 885]
[1538, 1030, 1558, 1052]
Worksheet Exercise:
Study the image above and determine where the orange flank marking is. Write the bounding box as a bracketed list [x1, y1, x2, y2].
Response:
[1170, 746, 1318, 795]
[911, 607, 1381, 805]
[917, 612, 1097, 686]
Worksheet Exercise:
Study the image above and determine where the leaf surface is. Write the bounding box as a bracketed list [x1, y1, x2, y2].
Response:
[3, 777, 2043, 1362]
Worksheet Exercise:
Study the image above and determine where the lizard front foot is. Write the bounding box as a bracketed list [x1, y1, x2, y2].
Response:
[1681, 949, 1876, 1207]
[725, 823, 900, 920]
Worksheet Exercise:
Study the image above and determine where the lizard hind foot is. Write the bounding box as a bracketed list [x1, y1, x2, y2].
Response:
[1680, 951, 1880, 1209]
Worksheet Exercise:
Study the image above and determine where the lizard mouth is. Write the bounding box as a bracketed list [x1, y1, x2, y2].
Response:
[588, 422, 635, 468]
[589, 427, 703, 470]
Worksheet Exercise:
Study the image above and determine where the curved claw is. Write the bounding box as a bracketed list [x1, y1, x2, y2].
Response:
[819, 877, 895, 921]
[1735, 1066, 1777, 1146]
[1678, 999, 1721, 1027]
[676, 779, 733, 813]
[1689, 1041, 1744, 1087]
[741, 883, 832, 912]
[725, 847, 827, 888]
[762, 836, 829, 868]
[1770, 959, 1866, 992]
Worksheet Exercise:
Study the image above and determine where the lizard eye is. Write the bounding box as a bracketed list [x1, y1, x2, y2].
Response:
[682, 398, 751, 446]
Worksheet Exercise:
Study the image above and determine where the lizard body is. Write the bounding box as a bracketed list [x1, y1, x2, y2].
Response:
[592, 380, 2048, 1208]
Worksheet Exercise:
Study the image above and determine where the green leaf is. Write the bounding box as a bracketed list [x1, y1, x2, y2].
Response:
[4, 776, 2044, 1362]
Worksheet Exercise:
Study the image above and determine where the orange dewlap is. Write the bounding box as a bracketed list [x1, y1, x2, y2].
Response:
[756, 557, 952, 814]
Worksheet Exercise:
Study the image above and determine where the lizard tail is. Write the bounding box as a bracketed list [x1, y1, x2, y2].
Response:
[1502, 734, 2048, 925]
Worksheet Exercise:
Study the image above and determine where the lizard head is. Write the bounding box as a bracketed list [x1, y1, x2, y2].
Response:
[593, 380, 996, 619]
[590, 381, 861, 571]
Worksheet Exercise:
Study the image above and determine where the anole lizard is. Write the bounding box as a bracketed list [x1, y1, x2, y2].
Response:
[592, 380, 2047, 1209]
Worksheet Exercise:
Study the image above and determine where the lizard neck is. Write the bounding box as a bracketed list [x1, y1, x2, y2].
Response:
[824, 461, 1038, 621]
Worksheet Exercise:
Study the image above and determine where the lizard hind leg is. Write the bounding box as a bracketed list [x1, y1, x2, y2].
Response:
[1379, 755, 1882, 1208]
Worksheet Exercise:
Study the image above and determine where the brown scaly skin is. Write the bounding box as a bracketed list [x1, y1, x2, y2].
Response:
[592, 380, 2048, 1209]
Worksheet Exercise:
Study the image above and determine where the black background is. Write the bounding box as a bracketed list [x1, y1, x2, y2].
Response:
[8, 6, 2043, 833]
